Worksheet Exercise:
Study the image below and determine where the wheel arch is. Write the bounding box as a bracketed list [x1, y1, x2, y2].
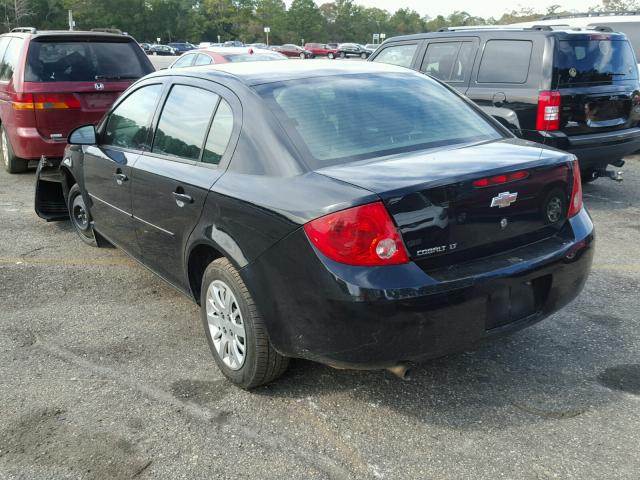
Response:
[186, 241, 226, 304]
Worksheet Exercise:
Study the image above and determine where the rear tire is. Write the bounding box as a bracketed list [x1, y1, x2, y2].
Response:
[67, 184, 98, 247]
[201, 258, 288, 389]
[1, 127, 27, 173]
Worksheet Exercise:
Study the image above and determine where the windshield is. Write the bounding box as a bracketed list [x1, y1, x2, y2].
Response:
[256, 73, 502, 168]
[554, 38, 638, 86]
[25, 40, 150, 82]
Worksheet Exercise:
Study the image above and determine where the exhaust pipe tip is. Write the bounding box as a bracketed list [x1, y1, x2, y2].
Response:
[386, 363, 411, 380]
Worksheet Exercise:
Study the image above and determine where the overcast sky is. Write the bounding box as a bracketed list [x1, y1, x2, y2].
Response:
[319, 1, 600, 19]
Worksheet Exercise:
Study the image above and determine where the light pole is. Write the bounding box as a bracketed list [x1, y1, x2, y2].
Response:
[264, 26, 270, 46]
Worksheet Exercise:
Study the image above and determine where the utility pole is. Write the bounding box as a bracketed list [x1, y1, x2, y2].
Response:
[264, 26, 270, 46]
[68, 10, 75, 31]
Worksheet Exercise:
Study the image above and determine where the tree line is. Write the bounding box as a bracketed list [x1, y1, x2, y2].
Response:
[0, 0, 634, 45]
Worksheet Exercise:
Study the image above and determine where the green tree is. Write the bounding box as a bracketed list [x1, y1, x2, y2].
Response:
[287, 0, 325, 44]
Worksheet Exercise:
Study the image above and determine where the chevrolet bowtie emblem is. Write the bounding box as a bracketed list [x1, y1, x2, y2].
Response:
[490, 191, 518, 208]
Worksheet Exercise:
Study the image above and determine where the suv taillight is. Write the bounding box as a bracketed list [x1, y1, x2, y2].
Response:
[568, 160, 583, 218]
[536, 91, 561, 131]
[303, 202, 410, 266]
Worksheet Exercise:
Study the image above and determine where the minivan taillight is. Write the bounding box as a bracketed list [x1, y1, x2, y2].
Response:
[11, 93, 81, 110]
[536, 91, 561, 131]
[303, 202, 410, 266]
[568, 160, 583, 218]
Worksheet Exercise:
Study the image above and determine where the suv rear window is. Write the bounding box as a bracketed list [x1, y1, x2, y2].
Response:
[257, 73, 502, 168]
[478, 40, 532, 84]
[554, 39, 638, 86]
[25, 40, 149, 82]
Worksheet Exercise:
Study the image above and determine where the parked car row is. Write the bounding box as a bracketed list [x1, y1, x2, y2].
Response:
[2, 25, 626, 391]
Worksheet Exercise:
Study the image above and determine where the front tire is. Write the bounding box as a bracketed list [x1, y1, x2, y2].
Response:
[1, 127, 27, 173]
[67, 184, 98, 246]
[360, 52, 367, 59]
[328, 53, 334, 59]
[201, 258, 288, 389]
[299, 52, 305, 59]
[339, 51, 346, 58]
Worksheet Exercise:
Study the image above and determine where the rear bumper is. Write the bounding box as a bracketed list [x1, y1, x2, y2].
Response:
[11, 127, 66, 160]
[243, 208, 594, 368]
[543, 127, 640, 169]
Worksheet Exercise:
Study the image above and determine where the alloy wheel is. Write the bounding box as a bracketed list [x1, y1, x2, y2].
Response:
[206, 280, 247, 370]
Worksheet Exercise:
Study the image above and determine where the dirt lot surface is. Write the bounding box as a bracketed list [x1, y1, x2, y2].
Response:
[1, 157, 639, 479]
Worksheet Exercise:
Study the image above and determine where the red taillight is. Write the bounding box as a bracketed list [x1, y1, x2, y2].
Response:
[472, 170, 529, 188]
[303, 202, 410, 266]
[568, 160, 583, 218]
[11, 92, 34, 110]
[536, 90, 561, 131]
[33, 93, 81, 110]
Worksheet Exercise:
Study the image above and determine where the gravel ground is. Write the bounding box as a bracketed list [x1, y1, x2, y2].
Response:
[0, 156, 639, 479]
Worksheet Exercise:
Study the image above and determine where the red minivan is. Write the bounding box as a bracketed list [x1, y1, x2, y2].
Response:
[0, 28, 154, 173]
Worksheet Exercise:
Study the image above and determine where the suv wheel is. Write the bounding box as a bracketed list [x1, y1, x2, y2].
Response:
[67, 184, 98, 246]
[1, 127, 27, 173]
[201, 258, 289, 389]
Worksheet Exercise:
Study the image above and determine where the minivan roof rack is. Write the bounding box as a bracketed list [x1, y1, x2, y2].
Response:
[90, 28, 123, 34]
[11, 27, 36, 33]
[437, 25, 554, 32]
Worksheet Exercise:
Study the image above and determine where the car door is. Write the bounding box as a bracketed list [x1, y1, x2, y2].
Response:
[82, 82, 163, 254]
[130, 80, 238, 291]
[418, 38, 479, 93]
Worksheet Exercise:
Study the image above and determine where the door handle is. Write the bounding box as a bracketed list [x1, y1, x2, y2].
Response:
[172, 191, 193, 207]
[113, 172, 128, 185]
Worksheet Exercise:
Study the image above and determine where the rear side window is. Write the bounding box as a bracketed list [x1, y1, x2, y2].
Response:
[224, 52, 284, 62]
[421, 42, 460, 80]
[103, 84, 162, 150]
[554, 39, 638, 86]
[478, 40, 532, 84]
[373, 44, 417, 68]
[152, 85, 220, 161]
[25, 40, 150, 82]
[0, 38, 24, 81]
[0, 37, 12, 70]
[203, 99, 233, 165]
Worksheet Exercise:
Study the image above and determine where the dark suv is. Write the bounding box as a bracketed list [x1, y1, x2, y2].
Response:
[0, 28, 154, 173]
[370, 27, 640, 181]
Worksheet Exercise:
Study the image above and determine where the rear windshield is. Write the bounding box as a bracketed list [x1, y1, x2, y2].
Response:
[554, 39, 638, 86]
[256, 73, 502, 168]
[25, 40, 151, 82]
[224, 52, 285, 62]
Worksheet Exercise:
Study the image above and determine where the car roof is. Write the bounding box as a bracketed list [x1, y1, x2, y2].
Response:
[385, 28, 628, 43]
[151, 59, 412, 86]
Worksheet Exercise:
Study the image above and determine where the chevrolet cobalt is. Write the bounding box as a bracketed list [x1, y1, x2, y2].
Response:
[35, 61, 594, 388]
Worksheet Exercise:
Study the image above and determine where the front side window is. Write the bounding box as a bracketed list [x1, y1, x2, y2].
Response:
[103, 84, 162, 150]
[373, 44, 417, 68]
[0, 38, 23, 81]
[152, 85, 220, 161]
[194, 54, 213, 66]
[421, 42, 461, 80]
[257, 73, 502, 168]
[171, 54, 196, 69]
[477, 40, 532, 84]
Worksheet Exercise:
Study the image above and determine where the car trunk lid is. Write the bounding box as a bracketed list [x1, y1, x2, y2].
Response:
[317, 140, 575, 267]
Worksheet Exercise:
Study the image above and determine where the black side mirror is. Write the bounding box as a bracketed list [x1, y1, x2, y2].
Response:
[68, 125, 97, 145]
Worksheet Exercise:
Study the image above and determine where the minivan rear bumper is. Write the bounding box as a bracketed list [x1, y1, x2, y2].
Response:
[545, 127, 640, 170]
[244, 208, 594, 369]
[11, 127, 66, 160]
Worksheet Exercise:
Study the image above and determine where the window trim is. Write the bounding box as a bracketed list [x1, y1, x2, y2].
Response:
[476, 39, 533, 85]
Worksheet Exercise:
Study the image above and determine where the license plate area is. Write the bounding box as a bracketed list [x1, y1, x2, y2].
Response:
[485, 275, 551, 330]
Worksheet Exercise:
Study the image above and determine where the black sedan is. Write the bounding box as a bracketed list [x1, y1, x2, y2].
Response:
[337, 43, 373, 58]
[35, 61, 594, 389]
